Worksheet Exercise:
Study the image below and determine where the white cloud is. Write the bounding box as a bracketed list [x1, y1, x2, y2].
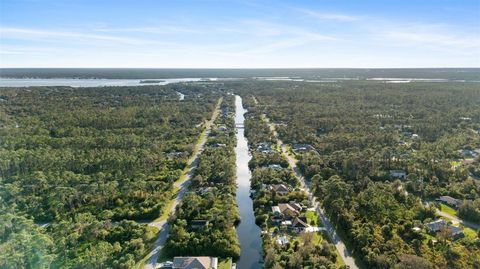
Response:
[372, 23, 480, 51]
[93, 26, 203, 34]
[298, 9, 359, 22]
[0, 27, 173, 46]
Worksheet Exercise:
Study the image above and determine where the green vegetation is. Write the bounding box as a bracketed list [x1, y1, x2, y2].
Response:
[458, 199, 480, 223]
[218, 258, 233, 269]
[0, 85, 219, 268]
[440, 204, 458, 216]
[244, 105, 341, 269]
[163, 95, 241, 260]
[234, 80, 480, 269]
[2, 77, 480, 268]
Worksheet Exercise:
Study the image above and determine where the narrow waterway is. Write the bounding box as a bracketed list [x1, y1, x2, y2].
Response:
[234, 95, 263, 269]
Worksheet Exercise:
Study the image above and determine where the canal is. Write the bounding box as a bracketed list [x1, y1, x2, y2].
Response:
[234, 95, 263, 269]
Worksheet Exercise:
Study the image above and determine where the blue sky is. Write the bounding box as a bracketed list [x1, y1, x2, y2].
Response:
[1, 0, 479, 68]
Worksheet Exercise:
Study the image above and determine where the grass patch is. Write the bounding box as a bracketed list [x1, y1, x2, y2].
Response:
[153, 187, 180, 222]
[218, 258, 232, 269]
[463, 227, 477, 239]
[334, 247, 346, 267]
[312, 231, 323, 245]
[440, 203, 458, 216]
[305, 210, 319, 226]
[133, 225, 160, 269]
[450, 160, 461, 169]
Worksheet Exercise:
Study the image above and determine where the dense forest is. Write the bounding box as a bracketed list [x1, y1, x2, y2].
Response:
[235, 80, 480, 268]
[2, 79, 480, 268]
[2, 68, 480, 80]
[0, 84, 220, 268]
[164, 95, 241, 259]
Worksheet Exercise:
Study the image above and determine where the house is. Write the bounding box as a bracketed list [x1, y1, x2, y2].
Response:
[257, 142, 275, 154]
[172, 256, 218, 269]
[292, 144, 315, 153]
[190, 220, 209, 229]
[217, 125, 227, 132]
[269, 184, 290, 195]
[211, 143, 226, 148]
[426, 219, 447, 233]
[459, 149, 479, 158]
[166, 151, 185, 159]
[288, 201, 303, 212]
[426, 220, 465, 240]
[272, 203, 300, 220]
[276, 235, 289, 246]
[437, 196, 462, 208]
[449, 226, 465, 240]
[291, 217, 310, 232]
[390, 170, 407, 180]
[267, 164, 282, 170]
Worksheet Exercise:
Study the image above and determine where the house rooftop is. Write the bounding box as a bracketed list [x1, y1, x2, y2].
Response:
[173, 256, 218, 269]
[426, 219, 447, 232]
[292, 217, 309, 228]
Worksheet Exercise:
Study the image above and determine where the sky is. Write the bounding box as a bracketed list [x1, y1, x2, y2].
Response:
[0, 0, 479, 68]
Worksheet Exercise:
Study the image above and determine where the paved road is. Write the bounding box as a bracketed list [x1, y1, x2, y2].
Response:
[422, 200, 480, 231]
[435, 208, 480, 231]
[143, 98, 223, 269]
[260, 111, 359, 269]
[437, 209, 480, 230]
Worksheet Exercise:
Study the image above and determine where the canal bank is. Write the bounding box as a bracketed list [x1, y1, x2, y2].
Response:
[234, 95, 263, 269]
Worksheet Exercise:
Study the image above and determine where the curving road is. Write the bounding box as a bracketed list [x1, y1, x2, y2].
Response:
[143, 98, 223, 269]
[256, 96, 359, 269]
[435, 210, 480, 230]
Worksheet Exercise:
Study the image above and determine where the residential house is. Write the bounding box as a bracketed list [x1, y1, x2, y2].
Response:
[291, 217, 310, 232]
[426, 219, 447, 233]
[269, 184, 290, 195]
[211, 143, 227, 148]
[267, 164, 282, 170]
[217, 125, 227, 132]
[437, 196, 462, 208]
[257, 142, 275, 154]
[449, 226, 465, 240]
[426, 219, 465, 240]
[272, 203, 300, 221]
[292, 144, 315, 153]
[390, 170, 407, 180]
[459, 149, 479, 158]
[288, 201, 303, 212]
[276, 236, 289, 246]
[172, 256, 218, 269]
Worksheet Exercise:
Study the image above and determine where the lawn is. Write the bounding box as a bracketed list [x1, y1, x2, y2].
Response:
[133, 225, 160, 269]
[463, 227, 477, 239]
[153, 187, 179, 222]
[439, 203, 458, 216]
[319, 231, 345, 267]
[305, 210, 319, 226]
[450, 160, 461, 169]
[218, 258, 232, 269]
